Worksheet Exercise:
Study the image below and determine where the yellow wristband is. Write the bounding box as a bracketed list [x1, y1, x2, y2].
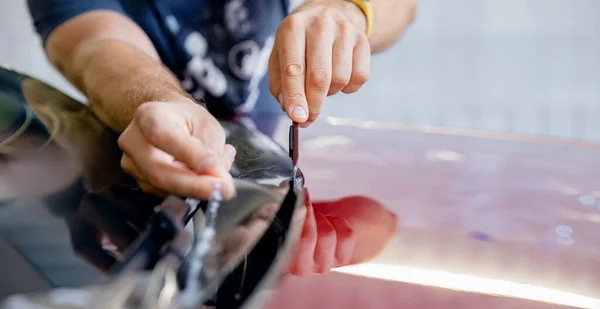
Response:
[345, 0, 373, 38]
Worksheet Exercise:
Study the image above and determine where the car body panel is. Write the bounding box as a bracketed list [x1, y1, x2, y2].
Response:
[1, 64, 599, 308]
[266, 118, 600, 308]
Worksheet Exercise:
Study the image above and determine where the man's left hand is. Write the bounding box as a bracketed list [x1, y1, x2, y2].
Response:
[269, 0, 371, 127]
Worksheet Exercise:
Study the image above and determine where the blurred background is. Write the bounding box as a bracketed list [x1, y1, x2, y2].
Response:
[1, 0, 599, 141]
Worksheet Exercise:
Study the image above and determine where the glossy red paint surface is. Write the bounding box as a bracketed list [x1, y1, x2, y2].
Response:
[267, 118, 600, 309]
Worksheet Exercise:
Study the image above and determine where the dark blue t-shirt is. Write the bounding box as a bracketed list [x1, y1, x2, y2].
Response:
[27, 0, 289, 120]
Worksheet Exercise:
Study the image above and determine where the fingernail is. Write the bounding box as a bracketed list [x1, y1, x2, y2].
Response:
[278, 93, 284, 105]
[291, 106, 307, 120]
[294, 206, 307, 221]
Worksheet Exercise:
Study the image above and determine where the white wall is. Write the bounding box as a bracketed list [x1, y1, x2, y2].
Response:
[0, 1, 82, 100]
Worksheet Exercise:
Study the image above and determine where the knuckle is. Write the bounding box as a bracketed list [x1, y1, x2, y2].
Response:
[282, 14, 302, 31]
[353, 70, 370, 85]
[144, 119, 167, 144]
[117, 134, 127, 151]
[135, 104, 168, 142]
[283, 62, 304, 77]
[120, 156, 131, 171]
[310, 14, 332, 31]
[308, 69, 331, 89]
[336, 19, 349, 34]
[330, 74, 350, 89]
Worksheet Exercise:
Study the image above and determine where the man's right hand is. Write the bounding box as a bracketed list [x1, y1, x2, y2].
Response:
[117, 100, 237, 200]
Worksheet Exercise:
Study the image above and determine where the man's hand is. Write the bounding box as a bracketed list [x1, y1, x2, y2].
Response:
[287, 190, 398, 276]
[118, 101, 237, 200]
[269, 0, 371, 127]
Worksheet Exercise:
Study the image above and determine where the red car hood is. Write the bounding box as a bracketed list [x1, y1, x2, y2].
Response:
[267, 116, 600, 309]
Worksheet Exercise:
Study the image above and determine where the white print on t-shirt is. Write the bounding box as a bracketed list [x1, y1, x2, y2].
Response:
[235, 36, 275, 113]
[228, 39, 260, 80]
[183, 31, 227, 98]
[225, 0, 251, 36]
[165, 15, 180, 34]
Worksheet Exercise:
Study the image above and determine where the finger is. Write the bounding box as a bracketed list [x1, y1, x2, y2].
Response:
[223, 144, 236, 171]
[305, 18, 335, 125]
[146, 161, 235, 200]
[121, 153, 147, 183]
[289, 192, 317, 276]
[138, 181, 168, 196]
[278, 17, 309, 123]
[122, 152, 169, 196]
[285, 205, 308, 275]
[312, 212, 337, 274]
[329, 28, 354, 96]
[132, 105, 229, 178]
[328, 216, 355, 267]
[122, 131, 235, 200]
[119, 124, 184, 174]
[268, 49, 283, 110]
[342, 35, 370, 94]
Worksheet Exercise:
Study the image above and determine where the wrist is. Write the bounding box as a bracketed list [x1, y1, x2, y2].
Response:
[154, 91, 196, 106]
[343, 0, 372, 37]
[302, 0, 368, 35]
[340, 0, 368, 35]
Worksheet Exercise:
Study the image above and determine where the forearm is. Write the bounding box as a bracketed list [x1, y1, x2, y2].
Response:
[45, 11, 191, 133]
[68, 39, 191, 133]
